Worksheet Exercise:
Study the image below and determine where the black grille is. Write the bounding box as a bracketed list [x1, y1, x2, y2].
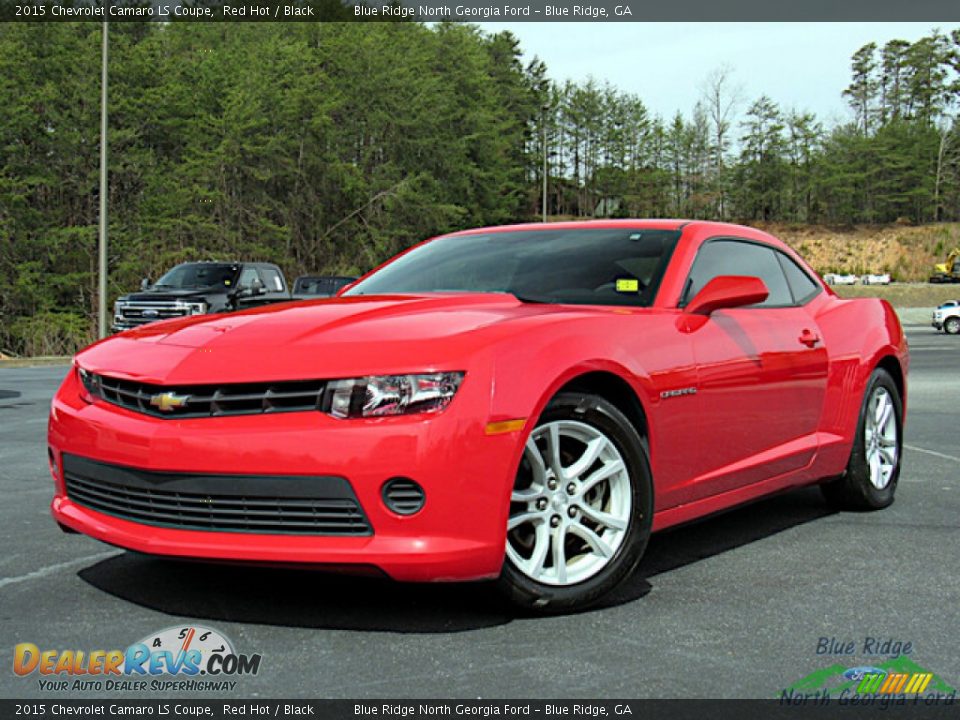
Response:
[85, 372, 325, 418]
[382, 477, 426, 515]
[120, 302, 189, 322]
[62, 454, 372, 536]
[113, 301, 190, 330]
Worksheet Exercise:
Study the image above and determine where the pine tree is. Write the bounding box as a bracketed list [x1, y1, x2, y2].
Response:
[844, 43, 879, 135]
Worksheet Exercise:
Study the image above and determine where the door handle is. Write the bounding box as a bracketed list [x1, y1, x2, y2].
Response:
[798, 329, 820, 347]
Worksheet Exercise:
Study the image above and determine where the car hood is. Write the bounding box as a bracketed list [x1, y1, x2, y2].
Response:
[121, 288, 223, 301]
[77, 294, 617, 384]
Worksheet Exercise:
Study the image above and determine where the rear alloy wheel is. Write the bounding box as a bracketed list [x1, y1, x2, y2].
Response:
[821, 368, 902, 510]
[499, 392, 652, 612]
[945, 317, 960, 335]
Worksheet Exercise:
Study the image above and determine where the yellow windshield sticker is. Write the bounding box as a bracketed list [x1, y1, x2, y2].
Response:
[615, 278, 640, 293]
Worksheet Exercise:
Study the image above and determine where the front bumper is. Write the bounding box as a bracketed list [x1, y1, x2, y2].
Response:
[48, 369, 522, 581]
[112, 315, 186, 333]
[111, 321, 151, 332]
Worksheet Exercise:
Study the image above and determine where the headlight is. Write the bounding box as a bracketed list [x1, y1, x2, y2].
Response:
[76, 365, 101, 404]
[113, 301, 123, 317]
[179, 301, 207, 315]
[321, 372, 465, 419]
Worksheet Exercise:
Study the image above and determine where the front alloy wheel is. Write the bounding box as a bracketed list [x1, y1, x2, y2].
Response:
[507, 420, 632, 586]
[499, 392, 652, 612]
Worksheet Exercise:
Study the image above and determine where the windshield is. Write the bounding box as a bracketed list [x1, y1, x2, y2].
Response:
[154, 263, 240, 290]
[345, 228, 680, 306]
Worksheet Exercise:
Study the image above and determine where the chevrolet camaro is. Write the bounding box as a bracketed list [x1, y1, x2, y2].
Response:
[48, 220, 908, 611]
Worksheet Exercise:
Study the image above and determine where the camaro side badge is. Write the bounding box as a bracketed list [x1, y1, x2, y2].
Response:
[149, 392, 189, 412]
[660, 387, 697, 399]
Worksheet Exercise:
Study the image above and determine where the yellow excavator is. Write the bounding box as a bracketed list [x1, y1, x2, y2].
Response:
[930, 248, 960, 283]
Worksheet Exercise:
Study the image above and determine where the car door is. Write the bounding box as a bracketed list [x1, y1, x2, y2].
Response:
[681, 238, 828, 500]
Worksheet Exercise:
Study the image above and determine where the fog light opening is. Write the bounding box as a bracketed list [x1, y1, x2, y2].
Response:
[381, 477, 426, 516]
[48, 447, 59, 479]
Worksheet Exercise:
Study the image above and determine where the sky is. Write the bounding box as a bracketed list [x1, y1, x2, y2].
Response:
[475, 22, 960, 125]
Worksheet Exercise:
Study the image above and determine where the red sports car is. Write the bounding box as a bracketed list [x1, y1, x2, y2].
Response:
[48, 221, 907, 611]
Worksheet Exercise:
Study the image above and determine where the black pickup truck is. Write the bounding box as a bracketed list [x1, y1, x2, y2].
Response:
[112, 262, 291, 332]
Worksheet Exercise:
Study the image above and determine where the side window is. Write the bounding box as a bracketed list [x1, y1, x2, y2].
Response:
[683, 240, 793, 308]
[238, 267, 260, 289]
[259, 267, 285, 292]
[776, 253, 821, 305]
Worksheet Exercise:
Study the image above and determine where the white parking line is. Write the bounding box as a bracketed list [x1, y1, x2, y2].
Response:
[0, 550, 121, 590]
[905, 443, 960, 465]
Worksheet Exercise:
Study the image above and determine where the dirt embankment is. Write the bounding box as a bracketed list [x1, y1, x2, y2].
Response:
[752, 221, 960, 283]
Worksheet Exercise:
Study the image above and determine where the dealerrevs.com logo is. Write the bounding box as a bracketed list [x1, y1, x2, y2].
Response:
[13, 625, 262, 693]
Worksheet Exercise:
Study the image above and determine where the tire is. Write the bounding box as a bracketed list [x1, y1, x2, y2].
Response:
[945, 317, 960, 335]
[497, 392, 653, 612]
[821, 368, 902, 510]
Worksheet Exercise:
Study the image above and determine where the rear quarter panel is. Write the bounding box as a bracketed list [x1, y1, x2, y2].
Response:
[812, 294, 908, 476]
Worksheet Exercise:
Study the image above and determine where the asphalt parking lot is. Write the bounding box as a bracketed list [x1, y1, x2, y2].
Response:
[1, 326, 957, 699]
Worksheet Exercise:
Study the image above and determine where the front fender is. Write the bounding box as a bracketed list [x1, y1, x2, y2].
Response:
[481, 315, 689, 495]
[486, 323, 656, 429]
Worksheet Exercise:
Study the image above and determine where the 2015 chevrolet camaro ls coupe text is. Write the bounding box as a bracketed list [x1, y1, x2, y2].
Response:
[48, 221, 908, 610]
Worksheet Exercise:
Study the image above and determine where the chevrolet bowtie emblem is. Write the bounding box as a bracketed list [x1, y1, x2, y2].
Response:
[149, 392, 189, 413]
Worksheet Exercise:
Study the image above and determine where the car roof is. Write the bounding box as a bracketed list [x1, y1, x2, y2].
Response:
[175, 261, 278, 267]
[449, 219, 688, 236]
[170, 261, 242, 268]
[296, 275, 355, 280]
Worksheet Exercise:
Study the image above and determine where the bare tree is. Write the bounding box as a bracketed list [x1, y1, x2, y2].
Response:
[934, 117, 954, 222]
[700, 65, 743, 219]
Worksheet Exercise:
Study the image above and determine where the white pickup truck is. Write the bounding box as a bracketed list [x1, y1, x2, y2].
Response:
[932, 300, 960, 334]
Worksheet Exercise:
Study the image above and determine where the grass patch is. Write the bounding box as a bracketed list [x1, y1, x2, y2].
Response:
[832, 283, 960, 307]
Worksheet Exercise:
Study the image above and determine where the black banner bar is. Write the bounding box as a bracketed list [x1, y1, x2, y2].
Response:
[2, 0, 960, 22]
[2, 700, 960, 719]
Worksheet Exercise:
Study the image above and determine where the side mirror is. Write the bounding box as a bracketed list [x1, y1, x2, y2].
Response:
[140, 278, 151, 291]
[251, 278, 265, 296]
[685, 275, 769, 316]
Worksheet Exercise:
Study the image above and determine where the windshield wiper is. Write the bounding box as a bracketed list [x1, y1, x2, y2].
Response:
[509, 292, 560, 304]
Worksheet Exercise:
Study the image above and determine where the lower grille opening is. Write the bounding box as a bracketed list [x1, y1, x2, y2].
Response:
[62, 454, 372, 536]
